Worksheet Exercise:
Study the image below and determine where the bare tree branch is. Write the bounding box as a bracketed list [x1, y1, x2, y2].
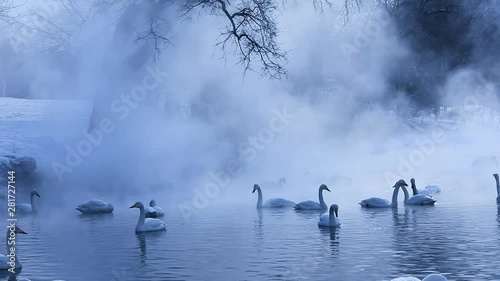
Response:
[184, 0, 288, 79]
[136, 16, 173, 63]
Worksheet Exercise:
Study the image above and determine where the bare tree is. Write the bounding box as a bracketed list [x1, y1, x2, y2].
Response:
[184, 0, 288, 79]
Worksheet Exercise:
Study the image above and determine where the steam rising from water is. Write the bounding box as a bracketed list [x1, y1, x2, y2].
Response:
[0, 1, 499, 214]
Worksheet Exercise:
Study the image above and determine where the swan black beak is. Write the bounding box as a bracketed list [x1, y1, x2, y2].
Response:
[129, 204, 136, 208]
[18, 229, 27, 234]
[335, 210, 339, 217]
[326, 188, 331, 192]
[252, 188, 256, 193]
[36, 194, 41, 198]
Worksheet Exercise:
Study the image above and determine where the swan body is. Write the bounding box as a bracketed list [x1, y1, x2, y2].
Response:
[318, 204, 341, 227]
[294, 184, 330, 210]
[406, 179, 436, 205]
[0, 226, 27, 270]
[494, 174, 500, 204]
[410, 179, 441, 196]
[17, 190, 41, 214]
[145, 199, 165, 218]
[252, 184, 295, 208]
[391, 274, 447, 281]
[130, 202, 166, 232]
[359, 179, 408, 208]
[76, 199, 114, 214]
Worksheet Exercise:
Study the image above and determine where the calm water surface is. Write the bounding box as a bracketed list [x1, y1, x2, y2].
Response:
[2, 192, 500, 281]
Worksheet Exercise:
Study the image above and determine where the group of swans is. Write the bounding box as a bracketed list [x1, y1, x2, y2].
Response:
[74, 199, 167, 233]
[252, 183, 341, 227]
[360, 179, 437, 208]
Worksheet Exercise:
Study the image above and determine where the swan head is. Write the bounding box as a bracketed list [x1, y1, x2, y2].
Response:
[12, 226, 27, 235]
[31, 189, 41, 198]
[252, 184, 261, 193]
[320, 184, 331, 192]
[393, 179, 408, 188]
[329, 204, 339, 217]
[494, 173, 499, 181]
[149, 199, 156, 207]
[410, 178, 415, 185]
[130, 202, 144, 209]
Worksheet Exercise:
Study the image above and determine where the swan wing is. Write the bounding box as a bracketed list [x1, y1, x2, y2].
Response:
[294, 200, 323, 210]
[144, 218, 167, 231]
[76, 200, 114, 213]
[317, 212, 330, 226]
[264, 198, 295, 208]
[407, 195, 436, 205]
[359, 197, 390, 208]
[153, 206, 165, 216]
[17, 203, 32, 213]
[424, 184, 441, 194]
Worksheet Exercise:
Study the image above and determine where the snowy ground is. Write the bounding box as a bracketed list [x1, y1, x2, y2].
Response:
[0, 97, 93, 161]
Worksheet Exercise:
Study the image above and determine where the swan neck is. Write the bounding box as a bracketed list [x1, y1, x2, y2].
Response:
[391, 184, 400, 207]
[401, 186, 409, 203]
[329, 208, 335, 225]
[411, 181, 418, 196]
[496, 177, 500, 196]
[137, 206, 146, 228]
[256, 187, 263, 208]
[30, 193, 37, 212]
[319, 189, 326, 209]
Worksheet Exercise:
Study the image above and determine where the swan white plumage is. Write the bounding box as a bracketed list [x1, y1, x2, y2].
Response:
[410, 178, 441, 195]
[405, 179, 436, 205]
[0, 226, 27, 270]
[145, 199, 165, 218]
[294, 184, 330, 210]
[391, 274, 448, 281]
[318, 204, 341, 227]
[359, 179, 407, 208]
[17, 190, 41, 214]
[252, 184, 295, 208]
[130, 201, 166, 232]
[75, 199, 114, 214]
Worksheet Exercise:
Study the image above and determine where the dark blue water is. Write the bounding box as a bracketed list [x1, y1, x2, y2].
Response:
[1, 189, 500, 281]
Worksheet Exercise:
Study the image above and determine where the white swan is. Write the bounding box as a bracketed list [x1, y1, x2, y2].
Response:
[318, 204, 341, 227]
[494, 173, 500, 204]
[405, 179, 436, 205]
[391, 274, 448, 281]
[359, 179, 408, 208]
[145, 199, 165, 218]
[17, 190, 41, 214]
[294, 184, 330, 210]
[410, 178, 441, 195]
[0, 226, 27, 270]
[130, 202, 166, 232]
[252, 184, 295, 208]
[75, 199, 114, 214]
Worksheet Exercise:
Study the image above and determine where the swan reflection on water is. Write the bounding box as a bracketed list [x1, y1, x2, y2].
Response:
[76, 213, 114, 223]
